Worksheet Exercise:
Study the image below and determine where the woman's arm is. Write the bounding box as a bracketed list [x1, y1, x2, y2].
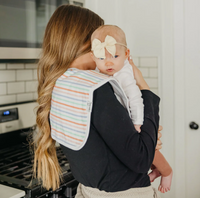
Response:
[91, 83, 160, 173]
[157, 126, 162, 150]
[128, 56, 162, 150]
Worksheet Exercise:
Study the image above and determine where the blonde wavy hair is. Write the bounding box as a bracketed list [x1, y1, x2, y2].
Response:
[33, 5, 104, 191]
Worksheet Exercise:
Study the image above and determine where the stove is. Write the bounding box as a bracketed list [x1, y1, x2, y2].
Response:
[0, 102, 78, 198]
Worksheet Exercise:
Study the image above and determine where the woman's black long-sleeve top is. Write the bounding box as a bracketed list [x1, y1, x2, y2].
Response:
[61, 82, 160, 192]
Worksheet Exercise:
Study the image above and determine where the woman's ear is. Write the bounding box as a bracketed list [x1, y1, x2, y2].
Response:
[125, 48, 130, 58]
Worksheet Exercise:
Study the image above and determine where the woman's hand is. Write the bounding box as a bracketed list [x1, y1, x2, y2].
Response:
[128, 56, 162, 148]
[128, 56, 150, 90]
[156, 125, 163, 150]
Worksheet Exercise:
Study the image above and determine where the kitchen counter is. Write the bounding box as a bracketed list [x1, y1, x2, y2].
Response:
[0, 184, 25, 198]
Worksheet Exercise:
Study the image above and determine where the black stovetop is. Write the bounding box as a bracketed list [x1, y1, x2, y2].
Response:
[0, 128, 78, 198]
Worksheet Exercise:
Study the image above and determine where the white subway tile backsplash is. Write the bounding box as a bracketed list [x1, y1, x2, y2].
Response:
[149, 68, 158, 77]
[8, 82, 25, 94]
[0, 71, 15, 82]
[17, 70, 33, 81]
[0, 83, 6, 95]
[139, 68, 149, 77]
[26, 81, 38, 92]
[17, 93, 34, 102]
[0, 95, 16, 105]
[145, 78, 158, 88]
[0, 64, 6, 69]
[33, 92, 38, 100]
[25, 63, 38, 69]
[33, 69, 37, 80]
[140, 57, 157, 67]
[7, 63, 24, 69]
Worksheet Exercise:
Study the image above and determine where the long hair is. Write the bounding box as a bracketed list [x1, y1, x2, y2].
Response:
[33, 4, 104, 190]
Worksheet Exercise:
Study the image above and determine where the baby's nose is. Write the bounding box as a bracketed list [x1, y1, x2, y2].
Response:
[105, 60, 114, 66]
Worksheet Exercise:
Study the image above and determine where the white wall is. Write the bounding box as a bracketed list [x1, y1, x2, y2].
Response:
[85, 0, 162, 57]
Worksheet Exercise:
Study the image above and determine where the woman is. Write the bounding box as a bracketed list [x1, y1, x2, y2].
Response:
[33, 4, 162, 198]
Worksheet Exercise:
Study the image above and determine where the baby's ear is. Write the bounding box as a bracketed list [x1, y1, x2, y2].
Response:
[125, 48, 130, 58]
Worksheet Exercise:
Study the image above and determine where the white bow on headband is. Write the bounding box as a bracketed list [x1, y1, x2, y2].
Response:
[91, 35, 127, 59]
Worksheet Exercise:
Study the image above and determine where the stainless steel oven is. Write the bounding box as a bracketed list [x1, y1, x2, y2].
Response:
[0, 0, 85, 59]
[0, 102, 78, 198]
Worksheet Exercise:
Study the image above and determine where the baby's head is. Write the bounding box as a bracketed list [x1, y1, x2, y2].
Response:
[91, 25, 130, 76]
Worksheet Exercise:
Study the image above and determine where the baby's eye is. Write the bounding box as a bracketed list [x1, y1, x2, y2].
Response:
[114, 55, 119, 58]
[98, 58, 105, 60]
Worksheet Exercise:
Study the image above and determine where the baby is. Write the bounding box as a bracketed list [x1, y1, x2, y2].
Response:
[91, 25, 173, 193]
[91, 25, 143, 132]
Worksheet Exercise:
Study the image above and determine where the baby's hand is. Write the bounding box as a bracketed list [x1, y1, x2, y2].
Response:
[134, 124, 141, 133]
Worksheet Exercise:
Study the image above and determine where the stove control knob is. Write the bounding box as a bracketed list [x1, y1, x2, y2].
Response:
[50, 193, 58, 198]
[64, 187, 72, 198]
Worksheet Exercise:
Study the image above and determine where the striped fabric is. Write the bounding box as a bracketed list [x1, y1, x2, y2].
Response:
[50, 68, 129, 150]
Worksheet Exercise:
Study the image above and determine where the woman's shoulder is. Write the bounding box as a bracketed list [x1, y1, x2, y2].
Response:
[57, 69, 109, 85]
[61, 69, 108, 79]
[94, 82, 113, 93]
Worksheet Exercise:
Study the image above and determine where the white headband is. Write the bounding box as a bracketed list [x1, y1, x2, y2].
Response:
[91, 35, 127, 59]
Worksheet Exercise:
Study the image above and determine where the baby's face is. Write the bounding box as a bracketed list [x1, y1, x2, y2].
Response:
[92, 45, 129, 76]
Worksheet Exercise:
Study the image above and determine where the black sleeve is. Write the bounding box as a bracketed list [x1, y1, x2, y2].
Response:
[91, 83, 160, 173]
